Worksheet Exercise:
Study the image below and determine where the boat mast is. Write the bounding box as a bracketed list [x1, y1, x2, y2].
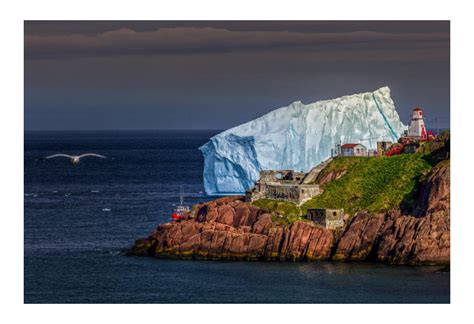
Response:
[180, 185, 184, 205]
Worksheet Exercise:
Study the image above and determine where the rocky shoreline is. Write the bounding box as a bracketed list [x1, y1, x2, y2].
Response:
[128, 161, 449, 265]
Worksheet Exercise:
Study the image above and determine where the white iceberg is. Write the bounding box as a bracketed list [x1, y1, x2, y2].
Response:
[199, 86, 406, 195]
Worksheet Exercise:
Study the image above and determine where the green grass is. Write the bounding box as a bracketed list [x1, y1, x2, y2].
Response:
[250, 133, 449, 224]
[310, 156, 367, 184]
[319, 156, 366, 174]
[301, 154, 432, 215]
[251, 199, 304, 225]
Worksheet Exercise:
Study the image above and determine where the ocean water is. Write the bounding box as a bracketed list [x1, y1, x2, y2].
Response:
[24, 130, 450, 303]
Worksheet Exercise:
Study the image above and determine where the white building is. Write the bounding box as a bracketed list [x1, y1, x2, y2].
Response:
[340, 143, 367, 157]
[407, 107, 427, 140]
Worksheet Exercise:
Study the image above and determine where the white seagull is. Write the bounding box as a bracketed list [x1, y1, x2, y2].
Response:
[45, 153, 107, 164]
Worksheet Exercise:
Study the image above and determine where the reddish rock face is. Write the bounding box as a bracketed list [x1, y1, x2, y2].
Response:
[334, 209, 450, 265]
[333, 212, 386, 261]
[252, 213, 273, 235]
[316, 170, 347, 186]
[375, 210, 450, 265]
[216, 205, 235, 226]
[413, 161, 450, 216]
[129, 196, 334, 261]
[333, 161, 450, 265]
[129, 161, 450, 265]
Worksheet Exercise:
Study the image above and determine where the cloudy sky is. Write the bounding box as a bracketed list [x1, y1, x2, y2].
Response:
[24, 21, 450, 130]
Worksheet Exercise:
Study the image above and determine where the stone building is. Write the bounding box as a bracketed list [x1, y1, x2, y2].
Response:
[245, 169, 321, 205]
[306, 208, 344, 229]
[403, 143, 419, 153]
[376, 141, 393, 156]
[258, 170, 306, 183]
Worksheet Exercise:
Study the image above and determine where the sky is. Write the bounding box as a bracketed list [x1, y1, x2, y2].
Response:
[24, 21, 450, 130]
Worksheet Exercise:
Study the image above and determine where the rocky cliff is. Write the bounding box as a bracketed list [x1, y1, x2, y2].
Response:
[129, 160, 449, 265]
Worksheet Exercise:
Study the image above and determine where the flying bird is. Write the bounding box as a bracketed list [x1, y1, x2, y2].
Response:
[44, 153, 107, 164]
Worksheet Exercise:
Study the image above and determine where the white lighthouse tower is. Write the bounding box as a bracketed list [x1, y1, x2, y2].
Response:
[408, 107, 427, 140]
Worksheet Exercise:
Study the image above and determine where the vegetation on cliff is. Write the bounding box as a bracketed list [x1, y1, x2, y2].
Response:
[302, 153, 432, 215]
[251, 199, 303, 224]
[252, 152, 446, 222]
[312, 156, 365, 184]
[251, 133, 449, 222]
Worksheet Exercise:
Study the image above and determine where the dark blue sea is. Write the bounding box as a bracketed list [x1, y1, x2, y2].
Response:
[24, 130, 450, 303]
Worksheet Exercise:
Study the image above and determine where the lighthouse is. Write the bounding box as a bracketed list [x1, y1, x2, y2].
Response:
[407, 107, 427, 141]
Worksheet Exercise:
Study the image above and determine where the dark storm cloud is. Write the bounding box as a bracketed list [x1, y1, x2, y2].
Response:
[25, 21, 450, 35]
[24, 21, 450, 131]
[25, 26, 449, 60]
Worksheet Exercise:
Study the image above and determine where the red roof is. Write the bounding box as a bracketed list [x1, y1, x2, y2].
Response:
[413, 107, 423, 111]
[341, 143, 360, 149]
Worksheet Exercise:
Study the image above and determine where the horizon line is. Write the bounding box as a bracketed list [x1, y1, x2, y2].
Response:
[24, 126, 451, 132]
[24, 128, 226, 132]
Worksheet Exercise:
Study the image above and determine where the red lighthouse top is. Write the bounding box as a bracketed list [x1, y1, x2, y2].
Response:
[412, 107, 423, 119]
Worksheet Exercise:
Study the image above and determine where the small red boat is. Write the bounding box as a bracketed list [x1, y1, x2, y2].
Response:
[170, 186, 190, 221]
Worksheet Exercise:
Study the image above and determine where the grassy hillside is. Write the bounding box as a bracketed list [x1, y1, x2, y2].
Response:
[251, 132, 449, 223]
[301, 154, 432, 215]
[251, 199, 304, 225]
[312, 156, 366, 183]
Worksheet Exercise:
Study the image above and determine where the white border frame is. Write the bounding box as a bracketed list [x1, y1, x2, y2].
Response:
[1, 0, 472, 323]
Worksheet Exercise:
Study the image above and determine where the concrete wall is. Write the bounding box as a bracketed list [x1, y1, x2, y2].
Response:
[325, 209, 345, 229]
[246, 166, 325, 204]
[307, 209, 326, 224]
[247, 183, 320, 204]
[259, 170, 306, 183]
[265, 185, 300, 202]
[307, 208, 344, 229]
[298, 186, 321, 203]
